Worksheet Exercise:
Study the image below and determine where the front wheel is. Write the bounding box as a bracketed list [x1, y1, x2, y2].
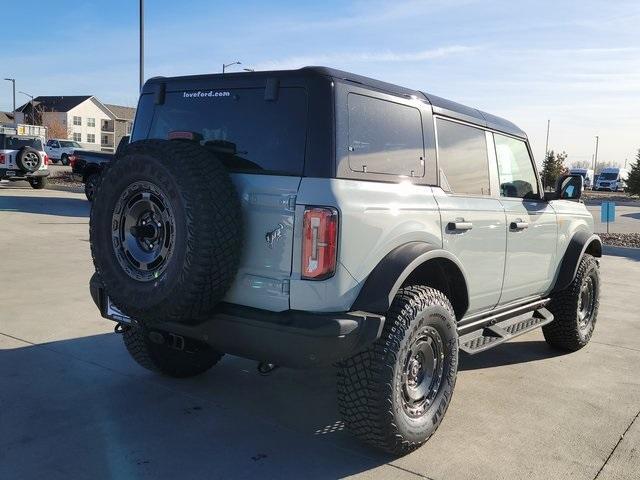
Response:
[337, 286, 459, 455]
[543, 254, 600, 351]
[123, 323, 223, 378]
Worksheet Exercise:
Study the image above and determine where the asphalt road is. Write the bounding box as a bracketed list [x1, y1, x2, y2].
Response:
[1, 184, 639, 480]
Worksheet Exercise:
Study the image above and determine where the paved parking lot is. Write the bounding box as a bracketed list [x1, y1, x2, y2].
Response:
[1, 184, 639, 480]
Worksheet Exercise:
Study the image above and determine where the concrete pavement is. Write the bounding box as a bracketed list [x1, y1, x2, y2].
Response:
[1, 185, 639, 480]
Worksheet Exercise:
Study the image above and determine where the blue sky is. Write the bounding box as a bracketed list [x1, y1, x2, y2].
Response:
[2, 0, 639, 166]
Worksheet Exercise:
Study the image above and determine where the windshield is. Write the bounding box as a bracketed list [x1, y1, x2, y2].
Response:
[600, 172, 618, 180]
[60, 141, 80, 148]
[1, 135, 43, 150]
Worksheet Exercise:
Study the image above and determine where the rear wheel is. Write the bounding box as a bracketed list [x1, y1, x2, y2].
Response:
[29, 177, 47, 190]
[337, 286, 458, 455]
[123, 323, 223, 377]
[543, 254, 600, 351]
[61, 154, 69, 166]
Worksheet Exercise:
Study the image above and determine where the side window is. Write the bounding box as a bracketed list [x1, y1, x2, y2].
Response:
[494, 134, 539, 199]
[347, 93, 424, 177]
[436, 118, 490, 195]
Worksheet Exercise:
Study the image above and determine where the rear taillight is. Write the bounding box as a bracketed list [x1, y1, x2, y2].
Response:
[68, 155, 76, 168]
[0, 153, 5, 164]
[44, 154, 50, 165]
[302, 207, 338, 280]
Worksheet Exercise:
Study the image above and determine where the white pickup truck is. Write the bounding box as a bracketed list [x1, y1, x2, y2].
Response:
[45, 139, 81, 165]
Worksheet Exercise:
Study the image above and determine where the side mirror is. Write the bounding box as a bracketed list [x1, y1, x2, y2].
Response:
[555, 174, 583, 201]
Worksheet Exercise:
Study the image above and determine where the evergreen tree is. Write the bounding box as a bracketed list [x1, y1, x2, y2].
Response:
[541, 150, 568, 189]
[626, 149, 640, 197]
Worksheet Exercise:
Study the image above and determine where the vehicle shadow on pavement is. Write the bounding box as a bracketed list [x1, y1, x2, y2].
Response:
[0, 195, 89, 217]
[0, 332, 394, 480]
[602, 246, 640, 262]
[459, 340, 566, 371]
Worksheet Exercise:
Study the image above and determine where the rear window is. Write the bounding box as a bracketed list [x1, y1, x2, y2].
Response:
[0, 135, 43, 151]
[133, 87, 308, 176]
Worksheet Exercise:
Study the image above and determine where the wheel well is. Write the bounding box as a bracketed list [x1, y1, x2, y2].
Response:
[585, 238, 602, 258]
[401, 258, 469, 320]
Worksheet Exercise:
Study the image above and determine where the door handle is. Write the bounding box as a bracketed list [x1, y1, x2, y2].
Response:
[510, 219, 529, 230]
[447, 221, 473, 232]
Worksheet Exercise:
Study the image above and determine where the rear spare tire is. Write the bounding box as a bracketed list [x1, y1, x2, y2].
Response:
[90, 139, 242, 323]
[16, 147, 43, 173]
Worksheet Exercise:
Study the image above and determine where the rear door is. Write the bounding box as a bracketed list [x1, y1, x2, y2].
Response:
[492, 133, 557, 303]
[433, 117, 506, 315]
[136, 85, 308, 311]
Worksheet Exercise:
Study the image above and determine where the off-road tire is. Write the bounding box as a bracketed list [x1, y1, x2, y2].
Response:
[29, 177, 47, 189]
[84, 173, 99, 201]
[16, 147, 42, 173]
[337, 286, 459, 455]
[543, 254, 600, 351]
[90, 139, 242, 323]
[123, 323, 223, 378]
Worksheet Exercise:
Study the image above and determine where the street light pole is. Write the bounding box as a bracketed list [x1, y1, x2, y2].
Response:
[593, 136, 599, 172]
[222, 61, 241, 74]
[4, 78, 15, 113]
[139, 0, 144, 91]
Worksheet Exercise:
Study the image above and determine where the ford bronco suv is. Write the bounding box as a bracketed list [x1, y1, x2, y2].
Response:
[0, 126, 50, 189]
[89, 67, 601, 455]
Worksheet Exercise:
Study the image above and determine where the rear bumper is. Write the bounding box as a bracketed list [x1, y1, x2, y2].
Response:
[89, 273, 385, 368]
[0, 168, 50, 180]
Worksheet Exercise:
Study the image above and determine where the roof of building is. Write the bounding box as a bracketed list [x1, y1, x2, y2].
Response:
[16, 95, 93, 113]
[104, 104, 136, 121]
[0, 111, 15, 124]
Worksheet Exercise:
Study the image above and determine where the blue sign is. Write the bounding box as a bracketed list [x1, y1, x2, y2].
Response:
[601, 201, 616, 223]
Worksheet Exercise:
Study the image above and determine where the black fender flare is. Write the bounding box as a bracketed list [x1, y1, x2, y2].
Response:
[551, 231, 602, 293]
[351, 241, 469, 314]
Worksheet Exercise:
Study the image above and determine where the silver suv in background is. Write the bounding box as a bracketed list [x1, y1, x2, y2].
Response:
[0, 126, 50, 189]
[88, 67, 601, 455]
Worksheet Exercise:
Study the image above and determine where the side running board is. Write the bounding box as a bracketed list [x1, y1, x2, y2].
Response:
[459, 307, 554, 355]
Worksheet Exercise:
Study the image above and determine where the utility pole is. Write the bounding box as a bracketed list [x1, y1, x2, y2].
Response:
[4, 78, 15, 113]
[544, 119, 550, 160]
[18, 91, 34, 124]
[593, 136, 599, 172]
[139, 0, 144, 91]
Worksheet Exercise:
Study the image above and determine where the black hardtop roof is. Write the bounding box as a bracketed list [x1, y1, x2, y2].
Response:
[144, 66, 526, 139]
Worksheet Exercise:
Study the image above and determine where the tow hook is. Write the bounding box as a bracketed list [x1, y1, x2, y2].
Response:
[257, 362, 279, 375]
[114, 322, 130, 334]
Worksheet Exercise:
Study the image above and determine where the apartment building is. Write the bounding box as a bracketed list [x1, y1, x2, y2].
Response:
[15, 96, 135, 152]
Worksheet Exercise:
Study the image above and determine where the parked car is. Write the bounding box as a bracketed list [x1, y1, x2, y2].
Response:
[70, 136, 129, 201]
[45, 139, 81, 165]
[88, 67, 602, 455]
[595, 167, 629, 191]
[0, 126, 50, 189]
[569, 168, 594, 189]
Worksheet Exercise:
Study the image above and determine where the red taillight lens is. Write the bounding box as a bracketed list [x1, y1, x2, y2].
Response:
[68, 155, 76, 168]
[302, 207, 338, 280]
[44, 154, 50, 165]
[0, 153, 5, 164]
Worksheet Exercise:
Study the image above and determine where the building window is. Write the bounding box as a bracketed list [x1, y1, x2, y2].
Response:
[87, 134, 95, 143]
[73, 133, 82, 142]
[73, 116, 82, 126]
[102, 135, 109, 145]
[87, 118, 95, 127]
